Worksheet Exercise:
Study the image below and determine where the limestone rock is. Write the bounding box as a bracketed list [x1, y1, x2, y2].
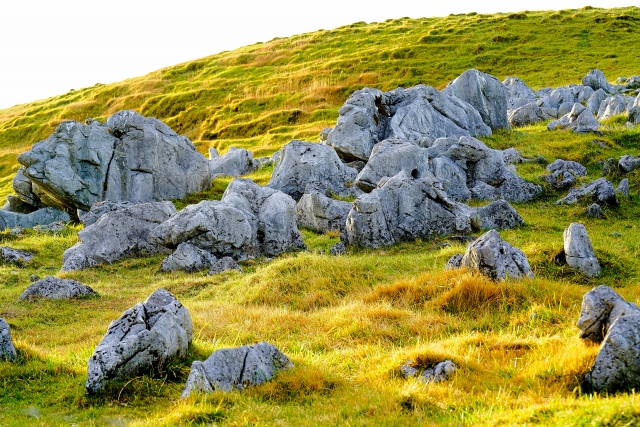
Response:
[564, 223, 600, 277]
[330, 242, 346, 256]
[582, 69, 613, 93]
[0, 247, 33, 265]
[208, 257, 243, 275]
[473, 200, 524, 230]
[181, 341, 293, 397]
[209, 147, 255, 177]
[296, 192, 352, 234]
[543, 159, 587, 190]
[616, 178, 629, 198]
[400, 360, 456, 384]
[0, 208, 69, 230]
[445, 253, 463, 270]
[16, 111, 210, 218]
[429, 156, 470, 201]
[268, 140, 354, 200]
[444, 69, 510, 130]
[597, 95, 632, 121]
[618, 155, 640, 173]
[3, 195, 38, 214]
[208, 148, 219, 159]
[461, 229, 533, 281]
[547, 103, 601, 134]
[629, 94, 640, 124]
[62, 202, 176, 271]
[586, 89, 608, 115]
[586, 204, 605, 219]
[503, 76, 537, 110]
[556, 178, 618, 206]
[160, 242, 217, 273]
[12, 167, 45, 209]
[81, 201, 134, 227]
[508, 100, 557, 127]
[86, 289, 193, 395]
[19, 276, 98, 301]
[577, 285, 640, 343]
[0, 318, 17, 362]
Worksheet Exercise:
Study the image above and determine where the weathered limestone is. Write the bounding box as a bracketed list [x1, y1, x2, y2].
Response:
[586, 203, 605, 219]
[472, 199, 524, 230]
[0, 318, 17, 362]
[208, 257, 243, 275]
[616, 178, 629, 198]
[543, 159, 587, 190]
[86, 289, 193, 395]
[0, 247, 33, 265]
[296, 192, 352, 234]
[330, 242, 346, 256]
[577, 285, 640, 343]
[400, 360, 456, 384]
[508, 100, 557, 127]
[563, 223, 600, 277]
[556, 178, 618, 206]
[160, 242, 217, 273]
[582, 69, 613, 93]
[597, 95, 632, 121]
[618, 155, 640, 173]
[586, 89, 608, 115]
[209, 147, 255, 177]
[547, 103, 601, 134]
[503, 76, 537, 110]
[181, 341, 293, 397]
[81, 201, 133, 226]
[62, 202, 176, 271]
[0, 208, 69, 230]
[19, 276, 98, 301]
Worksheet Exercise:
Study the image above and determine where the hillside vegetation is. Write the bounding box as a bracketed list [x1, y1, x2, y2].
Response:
[1, 5, 640, 426]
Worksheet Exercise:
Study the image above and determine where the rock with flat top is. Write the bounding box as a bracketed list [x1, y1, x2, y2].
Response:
[209, 147, 254, 177]
[564, 223, 600, 277]
[19, 276, 98, 300]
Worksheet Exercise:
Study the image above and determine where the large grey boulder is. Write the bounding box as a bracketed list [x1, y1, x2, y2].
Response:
[0, 318, 17, 362]
[443, 69, 510, 130]
[0, 208, 69, 230]
[597, 95, 632, 121]
[503, 76, 537, 110]
[547, 103, 601, 133]
[81, 201, 133, 226]
[268, 140, 354, 200]
[429, 156, 470, 201]
[460, 229, 533, 281]
[160, 242, 217, 273]
[152, 179, 305, 260]
[18, 276, 98, 301]
[353, 138, 431, 191]
[181, 341, 293, 398]
[16, 111, 210, 219]
[296, 192, 352, 234]
[61, 202, 176, 271]
[618, 155, 640, 173]
[577, 285, 640, 343]
[582, 69, 613, 93]
[326, 85, 491, 162]
[586, 89, 608, 115]
[543, 159, 587, 190]
[563, 223, 600, 277]
[508, 100, 557, 127]
[86, 289, 193, 395]
[472, 200, 524, 230]
[209, 147, 254, 177]
[556, 178, 618, 206]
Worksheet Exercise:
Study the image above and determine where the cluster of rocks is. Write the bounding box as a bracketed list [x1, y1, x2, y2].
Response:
[209, 146, 274, 177]
[399, 359, 456, 384]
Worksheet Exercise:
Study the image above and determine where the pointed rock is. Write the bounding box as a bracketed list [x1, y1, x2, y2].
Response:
[564, 223, 600, 277]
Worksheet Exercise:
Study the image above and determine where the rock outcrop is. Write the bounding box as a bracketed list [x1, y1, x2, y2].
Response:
[86, 289, 193, 395]
[209, 147, 255, 177]
[16, 111, 210, 219]
[19, 276, 98, 301]
[563, 223, 600, 277]
[181, 341, 293, 398]
[543, 159, 587, 190]
[62, 202, 176, 271]
[556, 178, 618, 206]
[0, 318, 17, 362]
[160, 242, 217, 273]
[547, 103, 600, 134]
[296, 192, 352, 234]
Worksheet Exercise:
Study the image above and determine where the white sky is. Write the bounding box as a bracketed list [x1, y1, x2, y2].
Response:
[0, 0, 634, 109]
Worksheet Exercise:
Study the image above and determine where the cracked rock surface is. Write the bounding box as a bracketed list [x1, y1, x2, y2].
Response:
[86, 289, 193, 395]
[577, 285, 640, 343]
[556, 178, 618, 206]
[19, 276, 98, 301]
[181, 341, 293, 398]
[563, 223, 600, 277]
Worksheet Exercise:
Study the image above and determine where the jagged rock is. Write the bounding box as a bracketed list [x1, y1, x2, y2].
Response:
[344, 172, 474, 248]
[208, 148, 219, 159]
[618, 155, 640, 173]
[62, 202, 176, 271]
[586, 89, 608, 114]
[616, 178, 629, 198]
[547, 103, 601, 134]
[16, 110, 210, 219]
[34, 221, 65, 232]
[86, 289, 192, 395]
[556, 178, 618, 206]
[429, 156, 470, 201]
[296, 192, 352, 234]
[3, 195, 38, 214]
[319, 128, 332, 141]
[460, 229, 533, 281]
[268, 140, 354, 200]
[209, 147, 254, 177]
[330, 242, 346, 256]
[582, 69, 613, 93]
[577, 285, 640, 343]
[473, 200, 524, 230]
[152, 179, 305, 260]
[597, 95, 631, 121]
[0, 247, 33, 265]
[18, 276, 98, 300]
[12, 167, 45, 209]
[326, 85, 491, 161]
[180, 341, 293, 397]
[503, 76, 537, 110]
[161, 242, 217, 273]
[444, 69, 510, 130]
[629, 94, 640, 124]
[445, 253, 463, 270]
[543, 159, 587, 190]
[400, 360, 456, 384]
[564, 223, 600, 277]
[586, 203, 605, 219]
[0, 318, 17, 362]
[508, 100, 557, 127]
[208, 257, 243, 275]
[0, 207, 69, 230]
[81, 201, 134, 226]
[353, 138, 431, 192]
[557, 102, 576, 117]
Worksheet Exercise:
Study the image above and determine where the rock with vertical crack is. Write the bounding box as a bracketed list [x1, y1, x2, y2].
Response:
[564, 223, 600, 277]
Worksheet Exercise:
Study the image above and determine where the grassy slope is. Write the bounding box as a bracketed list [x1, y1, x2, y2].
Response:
[1, 5, 640, 426]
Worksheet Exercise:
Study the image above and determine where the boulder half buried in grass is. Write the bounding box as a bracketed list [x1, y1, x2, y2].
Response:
[19, 276, 98, 301]
[86, 289, 193, 395]
[577, 285, 640, 343]
[0, 318, 17, 362]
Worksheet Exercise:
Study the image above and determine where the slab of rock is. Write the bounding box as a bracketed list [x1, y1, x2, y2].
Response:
[556, 178, 618, 206]
[152, 179, 305, 259]
[616, 178, 629, 198]
[268, 140, 355, 200]
[0, 318, 17, 362]
[547, 103, 601, 134]
[563, 223, 600, 277]
[209, 147, 255, 177]
[18, 276, 98, 301]
[161, 242, 217, 273]
[444, 69, 510, 130]
[597, 95, 631, 121]
[86, 289, 193, 395]
[400, 359, 456, 384]
[16, 111, 210, 219]
[618, 155, 640, 173]
[508, 100, 557, 127]
[208, 257, 243, 275]
[582, 69, 613, 93]
[472, 200, 524, 230]
[543, 159, 587, 190]
[296, 192, 352, 234]
[460, 229, 533, 281]
[503, 76, 537, 110]
[62, 202, 176, 271]
[0, 247, 33, 265]
[81, 201, 134, 226]
[577, 285, 640, 343]
[585, 203, 605, 219]
[0, 207, 69, 230]
[181, 341, 293, 397]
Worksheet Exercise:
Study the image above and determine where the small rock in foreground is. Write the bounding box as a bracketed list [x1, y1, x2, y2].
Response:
[19, 276, 98, 301]
[564, 223, 600, 277]
[208, 257, 243, 275]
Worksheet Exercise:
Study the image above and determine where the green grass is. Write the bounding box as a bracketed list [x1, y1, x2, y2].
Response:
[1, 5, 640, 426]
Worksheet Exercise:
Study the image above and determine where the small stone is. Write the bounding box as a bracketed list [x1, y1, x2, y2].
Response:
[0, 247, 34, 265]
[564, 223, 600, 277]
[460, 230, 533, 281]
[330, 242, 346, 256]
[445, 253, 463, 270]
[19, 276, 98, 301]
[585, 204, 605, 219]
[616, 178, 630, 198]
[208, 257, 243, 275]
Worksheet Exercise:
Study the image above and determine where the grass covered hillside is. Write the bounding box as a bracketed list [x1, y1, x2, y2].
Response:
[2, 5, 640, 427]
